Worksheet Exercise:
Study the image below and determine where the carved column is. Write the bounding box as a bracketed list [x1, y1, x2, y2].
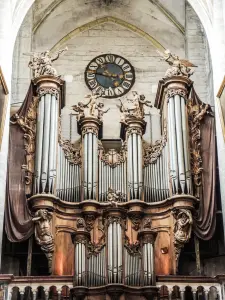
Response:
[33, 75, 64, 194]
[79, 117, 102, 201]
[121, 118, 146, 200]
[138, 226, 157, 286]
[71, 218, 90, 287]
[165, 77, 193, 195]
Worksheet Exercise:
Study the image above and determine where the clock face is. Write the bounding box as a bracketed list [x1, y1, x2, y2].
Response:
[85, 54, 135, 98]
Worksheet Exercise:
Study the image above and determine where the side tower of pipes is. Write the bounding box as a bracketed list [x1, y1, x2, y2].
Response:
[33, 76, 63, 195]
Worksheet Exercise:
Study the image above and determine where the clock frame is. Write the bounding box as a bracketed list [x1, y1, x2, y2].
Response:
[84, 54, 135, 98]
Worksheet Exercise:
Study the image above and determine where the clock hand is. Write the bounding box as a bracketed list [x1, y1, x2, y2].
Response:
[87, 70, 124, 79]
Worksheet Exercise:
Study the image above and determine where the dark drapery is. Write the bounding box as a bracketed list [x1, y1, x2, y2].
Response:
[191, 89, 216, 240]
[5, 84, 35, 242]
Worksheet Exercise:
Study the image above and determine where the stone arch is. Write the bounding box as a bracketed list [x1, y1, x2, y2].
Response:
[49, 16, 166, 53]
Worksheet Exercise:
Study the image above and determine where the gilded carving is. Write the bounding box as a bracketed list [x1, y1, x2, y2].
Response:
[107, 187, 126, 205]
[72, 91, 109, 122]
[84, 214, 96, 232]
[157, 49, 197, 78]
[166, 88, 187, 100]
[11, 97, 39, 194]
[117, 91, 152, 122]
[143, 122, 167, 165]
[58, 118, 82, 165]
[28, 47, 68, 78]
[37, 87, 60, 99]
[98, 143, 126, 167]
[32, 209, 54, 273]
[172, 209, 193, 269]
[187, 99, 210, 197]
[124, 236, 141, 256]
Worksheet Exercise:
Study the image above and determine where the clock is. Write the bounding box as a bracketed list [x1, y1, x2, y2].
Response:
[85, 54, 135, 98]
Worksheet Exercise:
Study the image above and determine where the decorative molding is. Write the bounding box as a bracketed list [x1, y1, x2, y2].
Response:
[143, 122, 167, 165]
[166, 88, 187, 100]
[126, 126, 143, 138]
[82, 126, 99, 137]
[187, 99, 210, 197]
[32, 209, 54, 273]
[11, 96, 39, 194]
[37, 87, 60, 99]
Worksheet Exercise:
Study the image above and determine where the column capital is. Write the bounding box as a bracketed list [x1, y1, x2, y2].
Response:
[33, 75, 64, 99]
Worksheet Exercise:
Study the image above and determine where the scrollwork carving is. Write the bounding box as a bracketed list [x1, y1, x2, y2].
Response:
[32, 209, 54, 273]
[187, 99, 210, 197]
[129, 214, 142, 231]
[104, 215, 126, 229]
[11, 97, 39, 194]
[124, 235, 141, 256]
[126, 126, 143, 138]
[37, 87, 60, 99]
[98, 143, 126, 167]
[172, 209, 193, 270]
[82, 126, 99, 137]
[143, 122, 167, 165]
[84, 214, 95, 232]
[58, 118, 82, 165]
[166, 88, 187, 100]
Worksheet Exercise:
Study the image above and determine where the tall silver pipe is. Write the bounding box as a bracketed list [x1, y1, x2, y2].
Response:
[137, 134, 142, 198]
[41, 95, 51, 192]
[128, 136, 133, 199]
[34, 96, 44, 193]
[169, 98, 179, 193]
[132, 134, 138, 198]
[108, 223, 112, 283]
[174, 95, 186, 193]
[93, 135, 97, 198]
[83, 134, 88, 199]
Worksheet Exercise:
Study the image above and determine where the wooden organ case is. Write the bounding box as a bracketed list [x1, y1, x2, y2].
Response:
[8, 50, 216, 300]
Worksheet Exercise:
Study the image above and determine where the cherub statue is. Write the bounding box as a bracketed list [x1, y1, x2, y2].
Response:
[97, 102, 110, 121]
[107, 187, 125, 206]
[72, 102, 86, 121]
[85, 92, 102, 116]
[157, 49, 197, 78]
[28, 47, 68, 78]
[126, 91, 152, 119]
[117, 99, 129, 124]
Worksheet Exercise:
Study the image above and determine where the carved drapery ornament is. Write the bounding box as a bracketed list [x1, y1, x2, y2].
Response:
[172, 209, 193, 270]
[157, 49, 197, 79]
[104, 215, 126, 229]
[187, 99, 210, 197]
[11, 97, 39, 194]
[58, 118, 81, 165]
[32, 209, 54, 273]
[28, 47, 68, 78]
[143, 123, 167, 165]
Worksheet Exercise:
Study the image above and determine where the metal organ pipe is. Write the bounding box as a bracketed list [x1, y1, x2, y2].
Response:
[167, 91, 192, 195]
[33, 77, 62, 195]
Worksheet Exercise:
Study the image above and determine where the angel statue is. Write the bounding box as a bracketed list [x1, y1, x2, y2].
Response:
[126, 91, 152, 119]
[117, 99, 129, 124]
[27, 46, 68, 78]
[85, 91, 102, 116]
[97, 102, 110, 121]
[72, 102, 86, 121]
[107, 187, 125, 206]
[157, 49, 197, 78]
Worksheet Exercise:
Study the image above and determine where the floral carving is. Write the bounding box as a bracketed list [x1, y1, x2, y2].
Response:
[58, 118, 81, 165]
[187, 99, 210, 197]
[37, 87, 60, 99]
[32, 209, 54, 273]
[143, 122, 167, 165]
[124, 235, 141, 256]
[11, 97, 39, 194]
[166, 88, 187, 101]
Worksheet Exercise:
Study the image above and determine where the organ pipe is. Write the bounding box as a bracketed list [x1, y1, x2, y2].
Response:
[33, 76, 63, 195]
[167, 90, 193, 195]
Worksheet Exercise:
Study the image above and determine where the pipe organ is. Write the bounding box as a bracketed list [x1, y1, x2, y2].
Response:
[9, 49, 215, 300]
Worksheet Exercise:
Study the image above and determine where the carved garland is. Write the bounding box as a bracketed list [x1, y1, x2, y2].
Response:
[143, 122, 167, 165]
[11, 96, 39, 194]
[187, 99, 210, 197]
[124, 235, 142, 256]
[166, 88, 187, 101]
[37, 87, 60, 99]
[58, 117, 82, 165]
